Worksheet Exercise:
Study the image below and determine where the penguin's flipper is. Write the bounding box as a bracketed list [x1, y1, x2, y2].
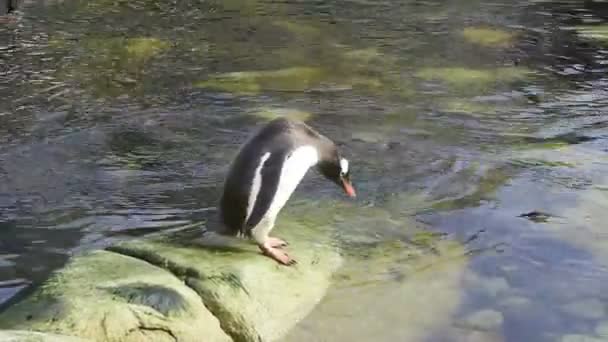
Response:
[245, 150, 289, 233]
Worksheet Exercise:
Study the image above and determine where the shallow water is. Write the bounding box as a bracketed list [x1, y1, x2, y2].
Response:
[1, 0, 608, 341]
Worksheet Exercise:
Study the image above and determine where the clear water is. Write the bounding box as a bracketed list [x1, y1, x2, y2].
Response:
[1, 0, 608, 341]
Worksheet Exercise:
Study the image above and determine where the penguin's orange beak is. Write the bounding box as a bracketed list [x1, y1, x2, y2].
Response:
[341, 177, 356, 198]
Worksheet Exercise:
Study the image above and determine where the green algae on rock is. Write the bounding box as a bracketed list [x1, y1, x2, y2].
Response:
[250, 107, 313, 122]
[575, 25, 608, 42]
[273, 20, 323, 38]
[439, 98, 502, 116]
[462, 27, 516, 47]
[0, 330, 91, 342]
[51, 36, 170, 99]
[0, 250, 231, 342]
[195, 66, 385, 95]
[430, 163, 515, 211]
[284, 237, 469, 342]
[125, 38, 170, 62]
[195, 67, 326, 94]
[460, 309, 505, 331]
[0, 219, 342, 342]
[415, 66, 533, 93]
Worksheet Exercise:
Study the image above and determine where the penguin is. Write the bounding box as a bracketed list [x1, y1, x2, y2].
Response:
[216, 117, 356, 266]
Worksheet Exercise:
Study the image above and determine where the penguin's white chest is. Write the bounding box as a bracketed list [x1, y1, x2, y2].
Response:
[268, 145, 319, 216]
[248, 145, 319, 241]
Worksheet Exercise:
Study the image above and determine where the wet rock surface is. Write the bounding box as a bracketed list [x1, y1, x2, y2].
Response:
[0, 221, 343, 342]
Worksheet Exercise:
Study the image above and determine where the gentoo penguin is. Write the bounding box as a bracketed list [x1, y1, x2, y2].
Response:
[217, 117, 356, 265]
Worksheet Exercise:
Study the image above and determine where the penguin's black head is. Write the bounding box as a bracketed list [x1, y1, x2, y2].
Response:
[317, 153, 356, 198]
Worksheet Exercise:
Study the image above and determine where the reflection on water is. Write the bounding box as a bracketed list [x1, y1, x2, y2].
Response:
[2, 0, 608, 340]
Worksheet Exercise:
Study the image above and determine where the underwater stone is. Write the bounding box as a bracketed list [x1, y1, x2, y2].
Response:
[194, 67, 326, 95]
[462, 27, 516, 47]
[415, 67, 532, 93]
[461, 309, 504, 331]
[595, 321, 608, 336]
[561, 334, 607, 342]
[250, 107, 313, 122]
[575, 25, 608, 42]
[283, 237, 469, 342]
[562, 299, 607, 320]
[562, 298, 606, 320]
[499, 296, 532, 310]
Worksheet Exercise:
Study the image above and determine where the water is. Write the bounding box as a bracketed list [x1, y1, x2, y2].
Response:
[2, 0, 608, 341]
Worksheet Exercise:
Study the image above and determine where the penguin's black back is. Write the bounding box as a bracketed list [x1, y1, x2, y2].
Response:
[218, 118, 320, 236]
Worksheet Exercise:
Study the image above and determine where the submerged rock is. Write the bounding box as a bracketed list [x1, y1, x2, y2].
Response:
[460, 309, 505, 331]
[461, 27, 516, 47]
[561, 298, 606, 320]
[560, 334, 607, 342]
[575, 25, 608, 42]
[284, 237, 469, 342]
[0, 219, 343, 342]
[250, 107, 313, 122]
[518, 210, 555, 223]
[415, 67, 532, 94]
[499, 296, 532, 310]
[195, 67, 326, 95]
[596, 321, 608, 336]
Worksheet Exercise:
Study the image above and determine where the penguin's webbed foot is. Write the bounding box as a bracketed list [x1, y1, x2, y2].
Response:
[266, 236, 288, 249]
[259, 242, 297, 266]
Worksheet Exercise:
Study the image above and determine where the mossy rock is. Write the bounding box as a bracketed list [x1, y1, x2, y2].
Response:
[575, 25, 608, 42]
[195, 66, 384, 95]
[461, 27, 516, 47]
[285, 238, 469, 341]
[250, 107, 313, 122]
[415, 66, 533, 93]
[0, 330, 90, 342]
[439, 98, 501, 116]
[0, 219, 343, 342]
[273, 20, 322, 38]
[194, 67, 327, 94]
[0, 249, 231, 342]
[51, 35, 170, 98]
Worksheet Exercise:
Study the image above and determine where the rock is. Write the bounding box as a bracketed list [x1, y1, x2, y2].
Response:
[560, 334, 607, 342]
[194, 67, 327, 95]
[457, 331, 504, 342]
[461, 27, 516, 48]
[518, 210, 555, 223]
[499, 296, 532, 310]
[575, 25, 608, 42]
[0, 219, 343, 342]
[596, 321, 608, 336]
[460, 309, 504, 331]
[464, 271, 510, 298]
[562, 298, 606, 320]
[0, 330, 90, 342]
[415, 67, 532, 94]
[250, 107, 313, 122]
[439, 98, 500, 116]
[284, 238, 470, 342]
[0, 250, 231, 342]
